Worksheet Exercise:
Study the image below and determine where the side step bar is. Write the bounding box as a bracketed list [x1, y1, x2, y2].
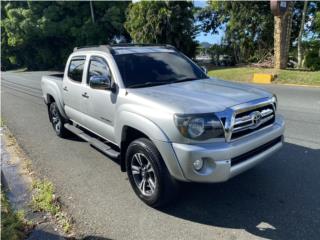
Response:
[64, 123, 120, 159]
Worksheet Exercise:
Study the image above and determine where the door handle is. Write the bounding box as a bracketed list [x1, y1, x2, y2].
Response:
[63, 86, 68, 92]
[82, 92, 89, 98]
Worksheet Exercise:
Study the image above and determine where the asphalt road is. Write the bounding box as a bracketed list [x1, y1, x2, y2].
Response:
[1, 71, 320, 240]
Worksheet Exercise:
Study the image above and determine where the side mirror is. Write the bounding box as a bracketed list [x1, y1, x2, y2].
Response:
[89, 75, 111, 90]
[201, 66, 208, 74]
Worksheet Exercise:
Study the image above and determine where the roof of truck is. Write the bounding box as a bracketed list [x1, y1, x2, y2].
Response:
[73, 44, 176, 55]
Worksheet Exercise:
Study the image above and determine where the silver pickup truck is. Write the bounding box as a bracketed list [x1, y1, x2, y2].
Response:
[41, 44, 285, 207]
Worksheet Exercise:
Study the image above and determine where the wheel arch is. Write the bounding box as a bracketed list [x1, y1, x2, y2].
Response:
[116, 112, 185, 182]
[45, 93, 67, 119]
[120, 126, 147, 171]
[116, 112, 170, 172]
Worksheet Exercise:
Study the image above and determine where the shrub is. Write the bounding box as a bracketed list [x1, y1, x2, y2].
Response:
[305, 51, 320, 71]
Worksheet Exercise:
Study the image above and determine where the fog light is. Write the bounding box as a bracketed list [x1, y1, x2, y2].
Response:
[193, 159, 203, 171]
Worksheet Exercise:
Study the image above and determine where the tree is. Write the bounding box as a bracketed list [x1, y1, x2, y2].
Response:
[198, 1, 274, 63]
[124, 1, 197, 58]
[273, 1, 294, 69]
[315, 10, 320, 34]
[297, 1, 309, 68]
[198, 1, 320, 68]
[1, 1, 130, 70]
[313, 6, 320, 57]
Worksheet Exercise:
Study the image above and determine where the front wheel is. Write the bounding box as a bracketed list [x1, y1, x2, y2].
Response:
[126, 138, 178, 207]
[48, 102, 68, 137]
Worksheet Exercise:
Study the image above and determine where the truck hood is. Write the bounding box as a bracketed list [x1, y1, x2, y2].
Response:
[127, 78, 272, 114]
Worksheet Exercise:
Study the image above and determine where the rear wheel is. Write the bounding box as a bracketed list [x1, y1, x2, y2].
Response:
[126, 138, 178, 207]
[49, 102, 68, 137]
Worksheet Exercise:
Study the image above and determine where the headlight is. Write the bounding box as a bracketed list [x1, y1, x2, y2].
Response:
[187, 118, 205, 138]
[272, 94, 278, 110]
[174, 113, 224, 140]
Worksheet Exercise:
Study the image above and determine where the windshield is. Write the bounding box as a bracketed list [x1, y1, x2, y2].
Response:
[114, 52, 207, 88]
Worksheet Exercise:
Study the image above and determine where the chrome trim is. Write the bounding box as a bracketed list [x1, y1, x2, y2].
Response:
[215, 108, 234, 142]
[261, 108, 274, 117]
[231, 97, 275, 113]
[216, 97, 276, 142]
[229, 123, 275, 143]
[234, 115, 252, 126]
[233, 107, 274, 133]
[234, 109, 273, 127]
[233, 114, 274, 133]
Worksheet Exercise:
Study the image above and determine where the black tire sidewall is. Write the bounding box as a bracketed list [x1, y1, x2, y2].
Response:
[49, 102, 64, 137]
[126, 139, 165, 206]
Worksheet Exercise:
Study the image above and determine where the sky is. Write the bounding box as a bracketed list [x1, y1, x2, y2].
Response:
[194, 0, 225, 44]
[196, 28, 225, 45]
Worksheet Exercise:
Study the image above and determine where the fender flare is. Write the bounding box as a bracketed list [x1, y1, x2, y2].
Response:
[115, 111, 170, 144]
[115, 111, 185, 180]
[45, 87, 67, 119]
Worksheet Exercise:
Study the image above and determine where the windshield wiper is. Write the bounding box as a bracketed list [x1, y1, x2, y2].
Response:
[127, 77, 205, 88]
[127, 81, 170, 88]
[170, 77, 198, 84]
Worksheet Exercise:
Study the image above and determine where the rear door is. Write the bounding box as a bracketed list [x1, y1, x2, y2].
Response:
[62, 55, 87, 125]
[82, 55, 117, 143]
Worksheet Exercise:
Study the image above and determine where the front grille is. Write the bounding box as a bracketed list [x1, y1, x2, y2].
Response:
[231, 136, 282, 166]
[231, 104, 275, 140]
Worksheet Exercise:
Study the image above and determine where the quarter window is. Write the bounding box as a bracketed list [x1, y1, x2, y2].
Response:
[87, 56, 112, 84]
[68, 57, 85, 82]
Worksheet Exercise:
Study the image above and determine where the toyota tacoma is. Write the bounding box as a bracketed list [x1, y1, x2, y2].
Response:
[41, 44, 285, 207]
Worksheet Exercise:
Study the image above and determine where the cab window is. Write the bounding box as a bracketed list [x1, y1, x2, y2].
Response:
[68, 56, 86, 82]
[87, 56, 112, 84]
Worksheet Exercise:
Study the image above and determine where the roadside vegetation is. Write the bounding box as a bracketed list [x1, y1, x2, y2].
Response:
[2, 1, 319, 71]
[208, 67, 320, 86]
[2, 126, 72, 235]
[32, 180, 60, 214]
[32, 179, 71, 233]
[1, 190, 30, 240]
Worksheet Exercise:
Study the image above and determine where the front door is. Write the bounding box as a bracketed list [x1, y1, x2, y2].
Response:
[82, 55, 117, 143]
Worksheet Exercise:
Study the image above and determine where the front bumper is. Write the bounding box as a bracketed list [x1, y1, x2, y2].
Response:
[171, 115, 285, 183]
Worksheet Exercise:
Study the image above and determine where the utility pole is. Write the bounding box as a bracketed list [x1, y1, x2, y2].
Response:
[90, 0, 95, 24]
[271, 0, 293, 69]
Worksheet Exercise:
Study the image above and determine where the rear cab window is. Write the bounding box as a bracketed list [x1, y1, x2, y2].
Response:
[68, 56, 86, 82]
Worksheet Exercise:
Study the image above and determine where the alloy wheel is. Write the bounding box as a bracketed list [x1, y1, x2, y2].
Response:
[131, 152, 157, 196]
[50, 104, 61, 133]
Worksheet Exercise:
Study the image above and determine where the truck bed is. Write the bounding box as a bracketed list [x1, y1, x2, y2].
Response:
[47, 73, 64, 80]
[41, 73, 64, 107]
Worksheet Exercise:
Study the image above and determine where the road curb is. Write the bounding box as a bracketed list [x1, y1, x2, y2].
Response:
[273, 83, 320, 88]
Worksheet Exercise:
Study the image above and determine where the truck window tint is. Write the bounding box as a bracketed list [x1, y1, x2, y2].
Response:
[87, 57, 112, 83]
[114, 52, 207, 88]
[68, 57, 85, 82]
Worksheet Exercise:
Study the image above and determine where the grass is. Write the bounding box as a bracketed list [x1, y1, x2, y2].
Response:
[207, 66, 320, 86]
[32, 179, 72, 233]
[3, 127, 72, 234]
[1, 190, 30, 240]
[0, 117, 5, 127]
[32, 180, 60, 214]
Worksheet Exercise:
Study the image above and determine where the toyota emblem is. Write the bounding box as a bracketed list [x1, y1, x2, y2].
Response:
[251, 111, 262, 126]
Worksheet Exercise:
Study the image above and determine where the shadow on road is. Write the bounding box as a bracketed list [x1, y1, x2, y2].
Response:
[27, 229, 112, 240]
[58, 130, 320, 239]
[161, 142, 320, 240]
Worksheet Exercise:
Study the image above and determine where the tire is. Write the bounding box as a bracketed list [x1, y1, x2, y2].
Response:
[126, 138, 179, 207]
[48, 102, 68, 138]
